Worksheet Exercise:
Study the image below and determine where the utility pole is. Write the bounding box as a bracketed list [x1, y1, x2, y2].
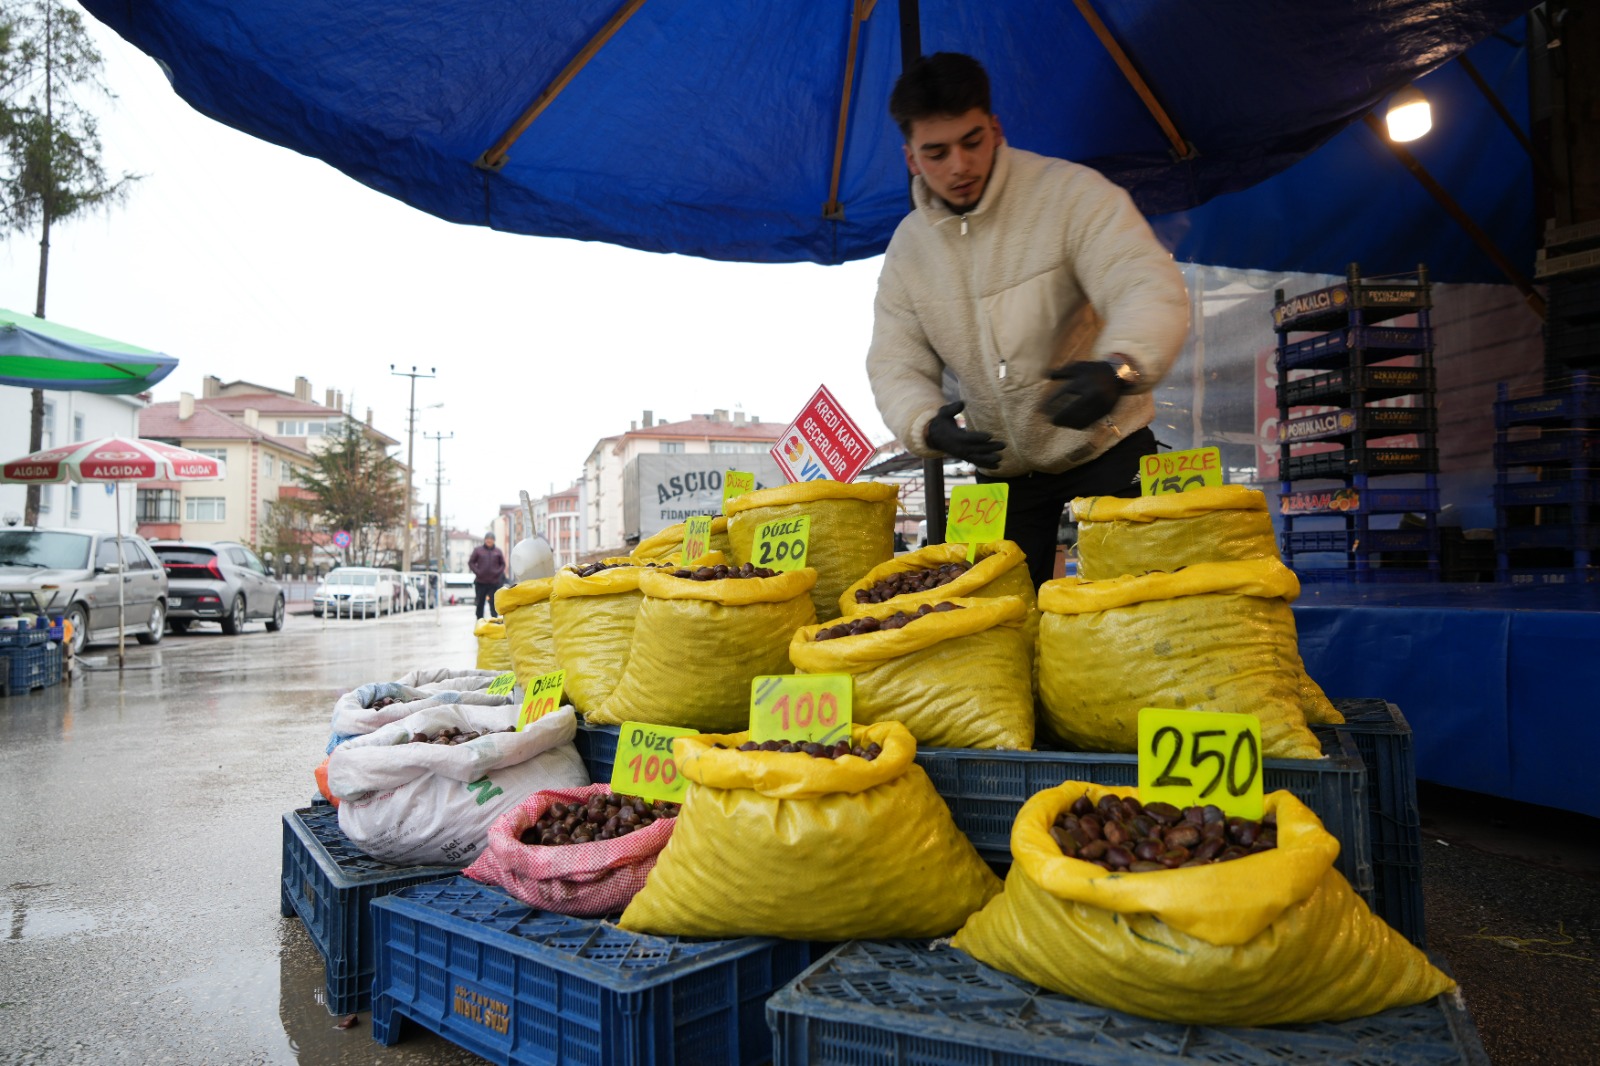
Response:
[424, 430, 453, 572]
[389, 364, 435, 573]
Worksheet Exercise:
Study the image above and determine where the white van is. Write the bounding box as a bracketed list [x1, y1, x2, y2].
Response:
[312, 566, 401, 618]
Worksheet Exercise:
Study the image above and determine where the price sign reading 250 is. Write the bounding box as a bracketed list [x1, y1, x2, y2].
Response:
[945, 484, 1008, 562]
[1136, 707, 1263, 820]
[610, 723, 696, 804]
[749, 674, 852, 745]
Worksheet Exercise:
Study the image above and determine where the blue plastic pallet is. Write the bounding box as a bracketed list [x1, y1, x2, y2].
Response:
[768, 941, 1486, 1066]
[914, 730, 1373, 905]
[0, 641, 62, 695]
[575, 721, 621, 785]
[1310, 699, 1425, 948]
[371, 877, 811, 1065]
[280, 806, 458, 1015]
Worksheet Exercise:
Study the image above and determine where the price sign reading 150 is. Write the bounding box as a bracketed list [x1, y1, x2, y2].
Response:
[1136, 707, 1263, 819]
[1139, 447, 1222, 496]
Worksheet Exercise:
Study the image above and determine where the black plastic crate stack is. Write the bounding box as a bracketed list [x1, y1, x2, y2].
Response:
[1537, 219, 1600, 379]
[1273, 263, 1440, 583]
[1493, 372, 1600, 584]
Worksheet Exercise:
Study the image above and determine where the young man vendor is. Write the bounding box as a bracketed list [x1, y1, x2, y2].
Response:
[866, 52, 1190, 589]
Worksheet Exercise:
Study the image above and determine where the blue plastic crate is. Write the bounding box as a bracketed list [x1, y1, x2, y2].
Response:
[1280, 485, 1438, 516]
[914, 730, 1373, 906]
[1499, 567, 1600, 585]
[1310, 699, 1425, 948]
[1494, 389, 1600, 429]
[371, 877, 811, 1065]
[1495, 432, 1600, 468]
[575, 721, 621, 785]
[1495, 523, 1600, 551]
[1285, 528, 1435, 554]
[0, 624, 50, 649]
[0, 641, 62, 695]
[1285, 446, 1438, 480]
[1279, 365, 1434, 406]
[1493, 479, 1600, 507]
[1293, 566, 1439, 585]
[768, 941, 1486, 1066]
[1278, 406, 1436, 444]
[280, 806, 458, 1015]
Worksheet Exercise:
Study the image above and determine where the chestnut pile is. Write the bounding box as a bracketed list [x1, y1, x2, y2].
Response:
[403, 725, 515, 746]
[1052, 793, 1277, 871]
[518, 793, 679, 846]
[370, 695, 406, 711]
[570, 561, 642, 577]
[730, 739, 884, 761]
[670, 562, 779, 581]
[814, 601, 963, 640]
[854, 561, 971, 603]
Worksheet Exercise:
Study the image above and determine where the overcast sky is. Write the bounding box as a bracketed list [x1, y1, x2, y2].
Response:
[0, 2, 893, 534]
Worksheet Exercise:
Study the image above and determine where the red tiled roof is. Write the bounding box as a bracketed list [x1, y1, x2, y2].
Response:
[198, 393, 339, 416]
[139, 402, 310, 454]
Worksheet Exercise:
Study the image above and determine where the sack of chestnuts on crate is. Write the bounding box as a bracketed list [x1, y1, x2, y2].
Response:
[724, 480, 899, 623]
[953, 781, 1453, 1026]
[1071, 485, 1283, 580]
[325, 681, 514, 753]
[495, 578, 559, 688]
[548, 559, 678, 715]
[588, 560, 818, 732]
[474, 617, 513, 671]
[620, 721, 1000, 940]
[789, 595, 1034, 750]
[464, 783, 680, 917]
[1036, 559, 1339, 757]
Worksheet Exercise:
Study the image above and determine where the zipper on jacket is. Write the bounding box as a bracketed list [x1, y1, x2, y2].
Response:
[998, 359, 1007, 380]
[960, 214, 969, 236]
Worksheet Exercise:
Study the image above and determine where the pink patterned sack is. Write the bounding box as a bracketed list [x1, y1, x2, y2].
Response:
[464, 783, 676, 917]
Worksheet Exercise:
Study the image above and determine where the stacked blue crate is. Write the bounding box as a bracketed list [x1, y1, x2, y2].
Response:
[1274, 264, 1441, 583]
[1537, 218, 1600, 379]
[0, 623, 63, 696]
[1493, 373, 1599, 584]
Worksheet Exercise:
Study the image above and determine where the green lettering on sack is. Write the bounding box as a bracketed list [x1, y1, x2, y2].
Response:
[466, 776, 503, 806]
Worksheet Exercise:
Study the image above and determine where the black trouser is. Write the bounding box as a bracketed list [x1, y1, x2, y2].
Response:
[977, 428, 1158, 590]
[474, 582, 500, 619]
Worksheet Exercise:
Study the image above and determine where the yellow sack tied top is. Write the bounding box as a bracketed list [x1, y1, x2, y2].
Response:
[1036, 559, 1338, 758]
[589, 566, 819, 731]
[630, 517, 733, 564]
[953, 782, 1454, 1026]
[1072, 485, 1282, 581]
[619, 721, 1001, 940]
[548, 563, 659, 715]
[473, 617, 512, 671]
[791, 595, 1034, 750]
[494, 578, 557, 687]
[726, 480, 899, 623]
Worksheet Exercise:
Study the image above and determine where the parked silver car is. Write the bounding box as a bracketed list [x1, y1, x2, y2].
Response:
[0, 527, 169, 655]
[151, 540, 286, 635]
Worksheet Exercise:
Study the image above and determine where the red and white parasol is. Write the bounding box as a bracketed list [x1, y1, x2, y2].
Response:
[1, 436, 226, 666]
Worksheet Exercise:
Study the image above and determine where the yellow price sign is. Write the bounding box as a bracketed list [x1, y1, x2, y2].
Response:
[517, 669, 566, 729]
[751, 515, 810, 571]
[722, 471, 755, 513]
[749, 674, 852, 745]
[1136, 708, 1263, 820]
[681, 515, 713, 565]
[1140, 447, 1223, 496]
[610, 722, 696, 803]
[945, 483, 1008, 561]
[484, 672, 517, 696]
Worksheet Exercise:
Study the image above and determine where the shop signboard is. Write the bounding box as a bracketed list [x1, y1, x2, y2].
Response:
[622, 453, 782, 542]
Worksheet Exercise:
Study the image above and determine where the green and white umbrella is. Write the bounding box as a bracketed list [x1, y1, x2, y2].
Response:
[0, 307, 177, 395]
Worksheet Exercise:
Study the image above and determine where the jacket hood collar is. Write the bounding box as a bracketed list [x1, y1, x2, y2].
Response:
[913, 141, 1013, 227]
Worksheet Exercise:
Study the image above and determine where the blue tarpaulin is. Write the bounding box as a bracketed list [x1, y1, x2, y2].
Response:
[81, 1, 1535, 279]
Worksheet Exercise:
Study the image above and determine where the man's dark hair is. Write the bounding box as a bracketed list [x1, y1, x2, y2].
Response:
[888, 52, 992, 139]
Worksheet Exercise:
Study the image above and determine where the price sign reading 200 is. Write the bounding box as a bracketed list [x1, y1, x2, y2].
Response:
[1136, 708, 1263, 820]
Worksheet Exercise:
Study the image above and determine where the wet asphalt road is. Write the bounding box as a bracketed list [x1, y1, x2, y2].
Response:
[2, 603, 1596, 1064]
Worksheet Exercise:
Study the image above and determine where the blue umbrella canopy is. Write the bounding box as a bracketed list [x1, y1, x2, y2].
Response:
[0, 307, 178, 394]
[81, 1, 1533, 275]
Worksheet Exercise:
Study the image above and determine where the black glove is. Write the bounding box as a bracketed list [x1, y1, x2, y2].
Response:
[925, 401, 1006, 469]
[1042, 361, 1129, 429]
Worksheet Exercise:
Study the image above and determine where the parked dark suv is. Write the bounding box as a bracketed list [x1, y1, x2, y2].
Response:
[151, 541, 286, 635]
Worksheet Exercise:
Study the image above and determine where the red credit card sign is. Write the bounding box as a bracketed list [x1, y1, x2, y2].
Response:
[771, 386, 875, 484]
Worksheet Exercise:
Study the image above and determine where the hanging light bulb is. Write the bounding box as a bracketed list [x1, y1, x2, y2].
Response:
[1385, 86, 1432, 142]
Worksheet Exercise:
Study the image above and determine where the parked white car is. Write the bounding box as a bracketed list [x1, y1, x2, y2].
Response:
[312, 567, 401, 618]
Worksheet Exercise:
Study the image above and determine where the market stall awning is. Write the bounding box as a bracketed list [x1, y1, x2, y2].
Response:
[80, 1, 1534, 277]
[0, 308, 177, 395]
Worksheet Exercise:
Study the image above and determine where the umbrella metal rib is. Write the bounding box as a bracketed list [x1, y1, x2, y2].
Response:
[476, 0, 651, 171]
[1070, 0, 1195, 162]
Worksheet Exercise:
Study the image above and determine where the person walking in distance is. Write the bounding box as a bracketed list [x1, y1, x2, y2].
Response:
[866, 52, 1189, 590]
[468, 532, 506, 620]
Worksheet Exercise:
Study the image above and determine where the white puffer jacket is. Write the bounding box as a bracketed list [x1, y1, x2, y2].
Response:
[867, 143, 1189, 478]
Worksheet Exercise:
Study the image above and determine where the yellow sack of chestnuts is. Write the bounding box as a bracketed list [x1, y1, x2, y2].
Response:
[494, 578, 557, 689]
[953, 782, 1454, 1026]
[1072, 485, 1281, 580]
[473, 617, 512, 672]
[590, 564, 818, 732]
[630, 517, 733, 565]
[1037, 559, 1336, 758]
[620, 721, 1000, 940]
[790, 596, 1033, 750]
[549, 563, 658, 715]
[725, 480, 899, 623]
